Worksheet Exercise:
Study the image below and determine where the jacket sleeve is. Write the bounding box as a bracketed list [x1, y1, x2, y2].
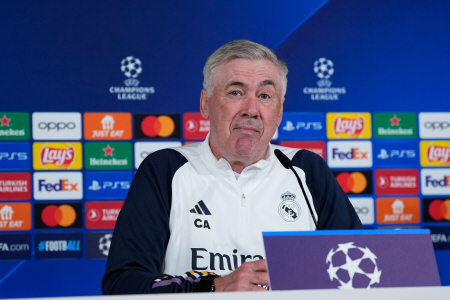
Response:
[291, 150, 363, 230]
[101, 149, 218, 294]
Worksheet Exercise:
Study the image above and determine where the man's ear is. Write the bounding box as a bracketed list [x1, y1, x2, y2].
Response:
[277, 97, 285, 127]
[200, 89, 209, 119]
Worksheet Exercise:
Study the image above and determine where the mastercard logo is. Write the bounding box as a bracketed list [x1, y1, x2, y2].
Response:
[41, 204, 76, 227]
[335, 172, 368, 194]
[428, 199, 450, 221]
[141, 115, 175, 137]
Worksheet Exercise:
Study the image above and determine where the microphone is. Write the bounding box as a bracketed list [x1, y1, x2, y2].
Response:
[274, 149, 319, 230]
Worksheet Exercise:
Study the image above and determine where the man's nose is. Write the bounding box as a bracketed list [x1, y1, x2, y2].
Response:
[241, 95, 259, 118]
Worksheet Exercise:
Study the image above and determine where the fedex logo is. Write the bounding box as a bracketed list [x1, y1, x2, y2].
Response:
[327, 141, 372, 168]
[38, 179, 78, 192]
[425, 176, 450, 187]
[33, 172, 83, 200]
[85, 171, 133, 200]
[421, 169, 450, 195]
[332, 148, 368, 160]
[279, 113, 325, 139]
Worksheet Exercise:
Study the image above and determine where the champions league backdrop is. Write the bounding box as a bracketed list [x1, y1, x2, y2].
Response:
[1, 0, 450, 297]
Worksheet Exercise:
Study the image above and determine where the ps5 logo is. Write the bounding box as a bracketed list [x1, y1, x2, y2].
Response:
[88, 180, 130, 191]
[282, 121, 322, 132]
[377, 149, 416, 160]
[0, 152, 27, 160]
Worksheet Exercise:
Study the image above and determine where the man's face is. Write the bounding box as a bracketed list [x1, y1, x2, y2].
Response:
[200, 58, 284, 165]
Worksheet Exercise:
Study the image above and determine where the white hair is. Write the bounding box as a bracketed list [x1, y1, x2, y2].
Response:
[203, 40, 288, 97]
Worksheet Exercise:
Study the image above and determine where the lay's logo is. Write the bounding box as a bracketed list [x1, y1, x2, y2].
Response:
[327, 113, 371, 139]
[33, 142, 82, 170]
[421, 141, 450, 166]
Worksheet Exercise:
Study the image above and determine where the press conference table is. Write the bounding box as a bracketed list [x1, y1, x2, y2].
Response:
[10, 286, 450, 300]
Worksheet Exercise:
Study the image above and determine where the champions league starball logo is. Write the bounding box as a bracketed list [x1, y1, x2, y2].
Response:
[326, 242, 382, 289]
[278, 192, 301, 222]
[314, 58, 334, 82]
[121, 56, 142, 79]
[109, 56, 155, 100]
[303, 57, 346, 101]
[99, 233, 112, 256]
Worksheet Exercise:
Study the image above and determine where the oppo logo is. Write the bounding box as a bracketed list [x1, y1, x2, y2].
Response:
[140, 151, 151, 159]
[353, 206, 369, 214]
[424, 122, 450, 130]
[38, 122, 76, 131]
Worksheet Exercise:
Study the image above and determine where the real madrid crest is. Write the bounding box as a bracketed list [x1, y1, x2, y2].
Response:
[278, 191, 301, 222]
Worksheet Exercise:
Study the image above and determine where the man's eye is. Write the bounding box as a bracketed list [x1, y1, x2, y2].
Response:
[229, 91, 240, 96]
[260, 94, 270, 100]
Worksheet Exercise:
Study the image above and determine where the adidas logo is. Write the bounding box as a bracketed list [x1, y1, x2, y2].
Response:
[189, 200, 211, 215]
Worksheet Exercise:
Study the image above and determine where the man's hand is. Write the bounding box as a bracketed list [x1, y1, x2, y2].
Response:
[213, 259, 269, 292]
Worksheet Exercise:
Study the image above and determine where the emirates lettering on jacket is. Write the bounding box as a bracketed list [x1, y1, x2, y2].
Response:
[191, 248, 264, 271]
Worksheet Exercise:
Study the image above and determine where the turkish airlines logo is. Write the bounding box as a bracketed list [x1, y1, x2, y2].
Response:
[183, 113, 210, 140]
[375, 169, 419, 195]
[280, 141, 326, 160]
[86, 201, 123, 229]
[33, 142, 82, 170]
[35, 203, 82, 229]
[327, 113, 371, 139]
[0, 172, 31, 200]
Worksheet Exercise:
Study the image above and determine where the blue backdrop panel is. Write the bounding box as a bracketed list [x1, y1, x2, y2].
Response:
[1, 0, 450, 298]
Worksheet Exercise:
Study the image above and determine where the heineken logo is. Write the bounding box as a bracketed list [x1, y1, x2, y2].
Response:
[374, 113, 417, 139]
[0, 113, 29, 140]
[1, 115, 11, 127]
[85, 142, 132, 170]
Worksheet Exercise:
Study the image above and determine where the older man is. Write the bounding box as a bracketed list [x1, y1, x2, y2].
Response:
[102, 40, 362, 294]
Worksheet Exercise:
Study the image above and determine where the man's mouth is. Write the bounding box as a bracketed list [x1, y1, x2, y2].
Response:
[234, 126, 260, 134]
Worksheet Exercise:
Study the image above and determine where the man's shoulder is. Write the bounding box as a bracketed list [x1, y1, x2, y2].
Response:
[139, 142, 202, 171]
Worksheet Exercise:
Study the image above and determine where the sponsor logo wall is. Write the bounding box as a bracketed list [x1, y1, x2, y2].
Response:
[1, 111, 449, 262]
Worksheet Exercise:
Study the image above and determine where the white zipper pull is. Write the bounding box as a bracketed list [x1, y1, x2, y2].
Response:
[241, 194, 246, 207]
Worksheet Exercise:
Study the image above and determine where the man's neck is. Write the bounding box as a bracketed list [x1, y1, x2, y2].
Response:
[209, 141, 270, 174]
